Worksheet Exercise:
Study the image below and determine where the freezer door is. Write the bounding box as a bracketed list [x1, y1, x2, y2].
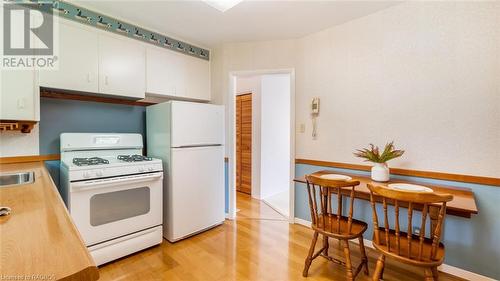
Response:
[165, 146, 225, 241]
[171, 101, 224, 147]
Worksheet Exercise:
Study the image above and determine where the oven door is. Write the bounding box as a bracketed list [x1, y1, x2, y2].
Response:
[69, 172, 163, 246]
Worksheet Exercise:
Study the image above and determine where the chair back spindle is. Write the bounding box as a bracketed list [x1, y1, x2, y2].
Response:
[367, 183, 453, 263]
[305, 175, 361, 235]
[303, 174, 370, 280]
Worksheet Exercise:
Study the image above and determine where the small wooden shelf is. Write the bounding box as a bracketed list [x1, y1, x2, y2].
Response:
[0, 120, 37, 133]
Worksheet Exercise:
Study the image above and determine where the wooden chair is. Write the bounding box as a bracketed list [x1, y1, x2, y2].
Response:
[303, 174, 369, 280]
[367, 183, 453, 281]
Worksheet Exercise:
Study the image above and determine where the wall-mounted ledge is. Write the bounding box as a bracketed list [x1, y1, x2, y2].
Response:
[295, 158, 500, 187]
[0, 120, 37, 133]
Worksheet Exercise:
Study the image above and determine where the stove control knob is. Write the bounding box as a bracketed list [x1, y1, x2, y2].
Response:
[148, 167, 154, 172]
[83, 171, 91, 178]
[139, 167, 145, 173]
[96, 170, 103, 177]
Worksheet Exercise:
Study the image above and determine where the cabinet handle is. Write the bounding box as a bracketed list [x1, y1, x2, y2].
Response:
[104, 75, 109, 85]
[86, 73, 91, 83]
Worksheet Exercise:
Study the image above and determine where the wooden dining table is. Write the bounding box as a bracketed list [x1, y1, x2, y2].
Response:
[294, 170, 478, 233]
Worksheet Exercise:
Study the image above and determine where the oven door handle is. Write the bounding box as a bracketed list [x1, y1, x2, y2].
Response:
[71, 173, 163, 191]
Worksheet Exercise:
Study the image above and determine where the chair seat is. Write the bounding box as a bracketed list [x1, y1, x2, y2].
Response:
[372, 227, 445, 266]
[312, 215, 367, 239]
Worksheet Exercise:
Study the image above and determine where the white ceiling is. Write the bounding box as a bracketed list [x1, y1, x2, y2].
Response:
[72, 0, 401, 48]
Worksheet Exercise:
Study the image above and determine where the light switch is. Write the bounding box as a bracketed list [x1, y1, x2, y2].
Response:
[298, 123, 306, 133]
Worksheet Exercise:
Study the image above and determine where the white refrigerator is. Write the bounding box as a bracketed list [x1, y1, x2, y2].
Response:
[146, 101, 225, 242]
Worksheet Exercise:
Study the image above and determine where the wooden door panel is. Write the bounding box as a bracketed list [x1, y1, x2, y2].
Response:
[236, 94, 252, 195]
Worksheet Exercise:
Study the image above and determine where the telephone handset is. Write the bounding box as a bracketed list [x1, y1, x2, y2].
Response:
[311, 98, 320, 139]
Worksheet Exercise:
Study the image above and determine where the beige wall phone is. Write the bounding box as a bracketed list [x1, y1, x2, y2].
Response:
[311, 98, 320, 139]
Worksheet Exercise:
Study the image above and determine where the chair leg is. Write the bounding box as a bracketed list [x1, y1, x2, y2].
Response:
[322, 235, 329, 255]
[358, 237, 369, 276]
[432, 267, 439, 281]
[372, 254, 385, 281]
[424, 268, 435, 281]
[342, 240, 354, 281]
[303, 231, 319, 277]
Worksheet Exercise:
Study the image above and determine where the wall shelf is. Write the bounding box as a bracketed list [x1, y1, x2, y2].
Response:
[0, 120, 37, 133]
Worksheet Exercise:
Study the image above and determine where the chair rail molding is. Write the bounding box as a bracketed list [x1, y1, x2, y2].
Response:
[295, 158, 500, 186]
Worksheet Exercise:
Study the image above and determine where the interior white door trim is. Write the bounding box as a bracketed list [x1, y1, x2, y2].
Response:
[227, 68, 296, 223]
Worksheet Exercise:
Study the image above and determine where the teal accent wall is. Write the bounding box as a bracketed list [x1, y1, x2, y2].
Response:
[39, 97, 146, 188]
[295, 163, 500, 279]
[39, 97, 146, 155]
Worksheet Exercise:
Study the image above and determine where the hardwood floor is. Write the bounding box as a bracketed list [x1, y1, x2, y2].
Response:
[98, 193, 464, 281]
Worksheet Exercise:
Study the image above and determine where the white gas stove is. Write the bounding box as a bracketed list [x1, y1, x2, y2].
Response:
[59, 133, 164, 266]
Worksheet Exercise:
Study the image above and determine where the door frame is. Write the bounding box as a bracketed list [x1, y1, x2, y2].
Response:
[227, 69, 296, 223]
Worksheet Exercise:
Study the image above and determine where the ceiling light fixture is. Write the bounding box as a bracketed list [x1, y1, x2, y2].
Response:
[202, 0, 244, 12]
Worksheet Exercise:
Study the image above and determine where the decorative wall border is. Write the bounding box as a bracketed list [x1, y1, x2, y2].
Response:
[9, 0, 210, 60]
[295, 158, 500, 186]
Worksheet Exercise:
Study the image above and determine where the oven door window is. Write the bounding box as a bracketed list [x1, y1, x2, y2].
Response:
[90, 186, 150, 226]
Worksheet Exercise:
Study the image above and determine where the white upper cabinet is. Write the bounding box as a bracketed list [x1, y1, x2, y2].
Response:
[39, 20, 99, 93]
[98, 35, 146, 99]
[185, 55, 210, 101]
[146, 47, 186, 98]
[146, 47, 210, 101]
[0, 4, 39, 121]
[0, 70, 39, 121]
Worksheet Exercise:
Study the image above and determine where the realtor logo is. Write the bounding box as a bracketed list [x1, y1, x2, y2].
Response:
[2, 2, 57, 69]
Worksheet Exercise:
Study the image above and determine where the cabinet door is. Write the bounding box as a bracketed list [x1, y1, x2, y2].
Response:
[185, 55, 210, 101]
[0, 4, 39, 121]
[146, 47, 186, 97]
[98, 35, 145, 99]
[1, 70, 39, 121]
[39, 20, 98, 93]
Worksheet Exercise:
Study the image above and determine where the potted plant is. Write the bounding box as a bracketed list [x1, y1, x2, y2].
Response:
[354, 142, 405, 182]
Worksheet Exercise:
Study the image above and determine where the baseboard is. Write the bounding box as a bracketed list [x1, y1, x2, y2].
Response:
[293, 218, 495, 281]
[436, 264, 495, 281]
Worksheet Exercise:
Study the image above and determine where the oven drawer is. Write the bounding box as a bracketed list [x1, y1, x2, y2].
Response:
[69, 172, 163, 246]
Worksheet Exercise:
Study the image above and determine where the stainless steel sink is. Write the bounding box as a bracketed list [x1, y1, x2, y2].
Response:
[0, 172, 35, 187]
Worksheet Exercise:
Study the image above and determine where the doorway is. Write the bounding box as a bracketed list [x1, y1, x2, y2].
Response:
[229, 70, 295, 221]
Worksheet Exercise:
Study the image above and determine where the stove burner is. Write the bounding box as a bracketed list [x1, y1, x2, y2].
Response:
[117, 155, 153, 162]
[73, 157, 109, 166]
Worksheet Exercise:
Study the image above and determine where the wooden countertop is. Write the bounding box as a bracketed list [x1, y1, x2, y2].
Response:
[0, 162, 99, 281]
[294, 170, 478, 218]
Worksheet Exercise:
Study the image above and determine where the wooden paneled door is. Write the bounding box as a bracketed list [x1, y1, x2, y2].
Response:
[236, 93, 252, 195]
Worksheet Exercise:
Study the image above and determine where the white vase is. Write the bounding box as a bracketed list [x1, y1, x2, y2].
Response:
[371, 163, 390, 182]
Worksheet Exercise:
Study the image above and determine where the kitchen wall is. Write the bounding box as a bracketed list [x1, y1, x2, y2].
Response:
[211, 1, 500, 278]
[0, 126, 39, 157]
[39, 98, 146, 155]
[212, 1, 500, 178]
